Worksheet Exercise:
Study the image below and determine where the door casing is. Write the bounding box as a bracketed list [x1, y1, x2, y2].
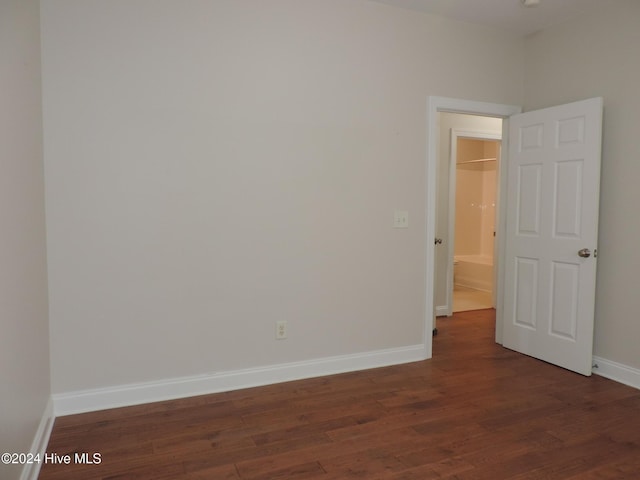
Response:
[424, 97, 521, 359]
[445, 128, 502, 317]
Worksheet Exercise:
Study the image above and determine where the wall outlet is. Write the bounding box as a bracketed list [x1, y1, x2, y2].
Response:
[276, 321, 287, 340]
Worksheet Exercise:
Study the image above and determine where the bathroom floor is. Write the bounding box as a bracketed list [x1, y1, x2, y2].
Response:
[453, 284, 493, 312]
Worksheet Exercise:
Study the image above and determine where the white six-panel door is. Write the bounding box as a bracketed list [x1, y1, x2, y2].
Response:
[502, 98, 603, 376]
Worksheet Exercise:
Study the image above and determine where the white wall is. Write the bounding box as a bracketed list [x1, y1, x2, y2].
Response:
[524, 0, 640, 371]
[435, 113, 501, 311]
[0, 0, 51, 478]
[41, 0, 524, 395]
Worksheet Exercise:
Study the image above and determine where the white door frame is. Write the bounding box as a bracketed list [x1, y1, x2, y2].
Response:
[424, 97, 521, 359]
[446, 129, 502, 316]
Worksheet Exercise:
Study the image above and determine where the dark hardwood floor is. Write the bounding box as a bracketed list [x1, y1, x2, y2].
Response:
[40, 309, 640, 479]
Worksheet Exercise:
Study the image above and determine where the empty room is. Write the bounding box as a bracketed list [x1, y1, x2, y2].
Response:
[2, 1, 640, 479]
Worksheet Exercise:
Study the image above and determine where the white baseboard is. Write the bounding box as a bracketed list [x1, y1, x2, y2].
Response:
[435, 305, 449, 317]
[53, 344, 426, 416]
[20, 397, 54, 480]
[592, 356, 640, 391]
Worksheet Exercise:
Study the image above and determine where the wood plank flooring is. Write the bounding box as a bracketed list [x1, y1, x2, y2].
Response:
[40, 309, 640, 479]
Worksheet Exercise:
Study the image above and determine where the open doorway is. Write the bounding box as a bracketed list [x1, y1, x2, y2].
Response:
[434, 113, 502, 317]
[427, 96, 600, 376]
[424, 96, 521, 358]
[452, 134, 501, 313]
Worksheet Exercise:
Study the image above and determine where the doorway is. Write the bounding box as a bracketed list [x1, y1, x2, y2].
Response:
[433, 113, 502, 318]
[451, 133, 501, 313]
[424, 97, 521, 359]
[426, 96, 602, 377]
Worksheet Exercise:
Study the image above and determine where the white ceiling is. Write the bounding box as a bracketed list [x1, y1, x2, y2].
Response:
[368, 0, 606, 36]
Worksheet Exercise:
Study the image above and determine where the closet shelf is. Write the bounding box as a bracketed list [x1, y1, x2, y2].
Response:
[457, 157, 496, 164]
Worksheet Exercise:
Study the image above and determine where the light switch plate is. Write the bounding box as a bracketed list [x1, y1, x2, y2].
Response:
[394, 210, 409, 228]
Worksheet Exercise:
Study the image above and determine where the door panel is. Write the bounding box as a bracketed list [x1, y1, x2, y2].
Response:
[516, 164, 542, 235]
[503, 97, 603, 376]
[549, 261, 579, 340]
[514, 257, 538, 329]
[554, 160, 582, 237]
